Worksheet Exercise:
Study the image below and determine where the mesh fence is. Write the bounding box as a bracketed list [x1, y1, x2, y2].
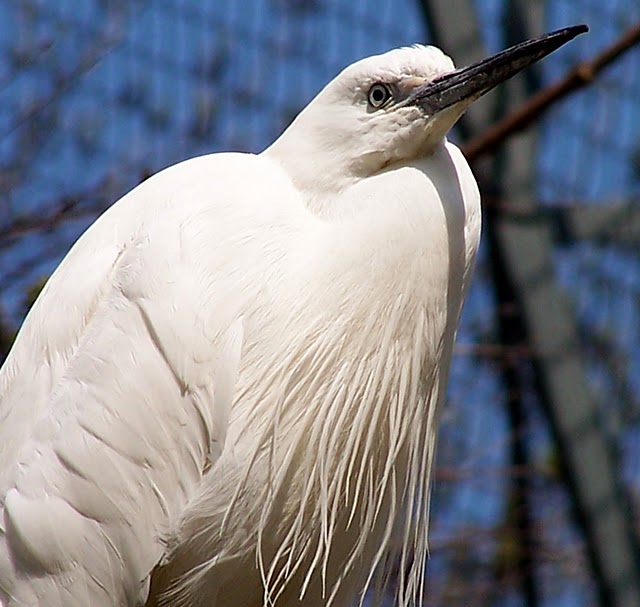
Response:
[0, 1, 639, 606]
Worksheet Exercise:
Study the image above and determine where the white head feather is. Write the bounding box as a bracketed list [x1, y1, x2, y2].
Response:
[266, 45, 459, 206]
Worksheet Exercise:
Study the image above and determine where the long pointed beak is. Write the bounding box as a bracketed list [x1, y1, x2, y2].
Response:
[406, 24, 588, 114]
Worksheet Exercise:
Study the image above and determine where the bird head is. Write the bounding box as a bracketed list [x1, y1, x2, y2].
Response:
[266, 25, 587, 200]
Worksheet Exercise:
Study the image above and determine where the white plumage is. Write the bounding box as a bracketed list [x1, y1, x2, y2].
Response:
[0, 26, 584, 606]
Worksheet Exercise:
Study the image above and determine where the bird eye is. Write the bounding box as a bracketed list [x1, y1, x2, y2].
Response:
[367, 83, 392, 109]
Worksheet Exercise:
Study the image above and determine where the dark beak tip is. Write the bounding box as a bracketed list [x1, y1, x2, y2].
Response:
[564, 23, 589, 35]
[533, 24, 589, 63]
[552, 23, 590, 43]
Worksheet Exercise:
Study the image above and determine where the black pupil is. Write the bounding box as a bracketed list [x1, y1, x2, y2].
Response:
[372, 86, 386, 104]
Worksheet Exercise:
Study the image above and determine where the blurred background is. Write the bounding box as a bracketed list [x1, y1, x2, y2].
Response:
[0, 1, 639, 606]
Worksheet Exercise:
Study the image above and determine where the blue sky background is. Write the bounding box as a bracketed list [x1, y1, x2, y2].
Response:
[0, 1, 639, 605]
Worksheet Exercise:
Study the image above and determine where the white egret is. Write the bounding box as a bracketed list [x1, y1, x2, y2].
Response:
[0, 25, 586, 607]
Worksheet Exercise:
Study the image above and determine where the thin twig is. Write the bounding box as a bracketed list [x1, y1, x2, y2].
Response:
[463, 23, 640, 161]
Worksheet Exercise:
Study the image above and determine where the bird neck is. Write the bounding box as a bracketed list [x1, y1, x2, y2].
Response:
[263, 136, 360, 215]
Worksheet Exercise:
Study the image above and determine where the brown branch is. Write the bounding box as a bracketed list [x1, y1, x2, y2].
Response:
[0, 168, 154, 250]
[434, 464, 554, 482]
[454, 342, 533, 359]
[463, 22, 640, 162]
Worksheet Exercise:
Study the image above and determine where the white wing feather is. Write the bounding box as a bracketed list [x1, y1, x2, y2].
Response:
[0, 152, 306, 606]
